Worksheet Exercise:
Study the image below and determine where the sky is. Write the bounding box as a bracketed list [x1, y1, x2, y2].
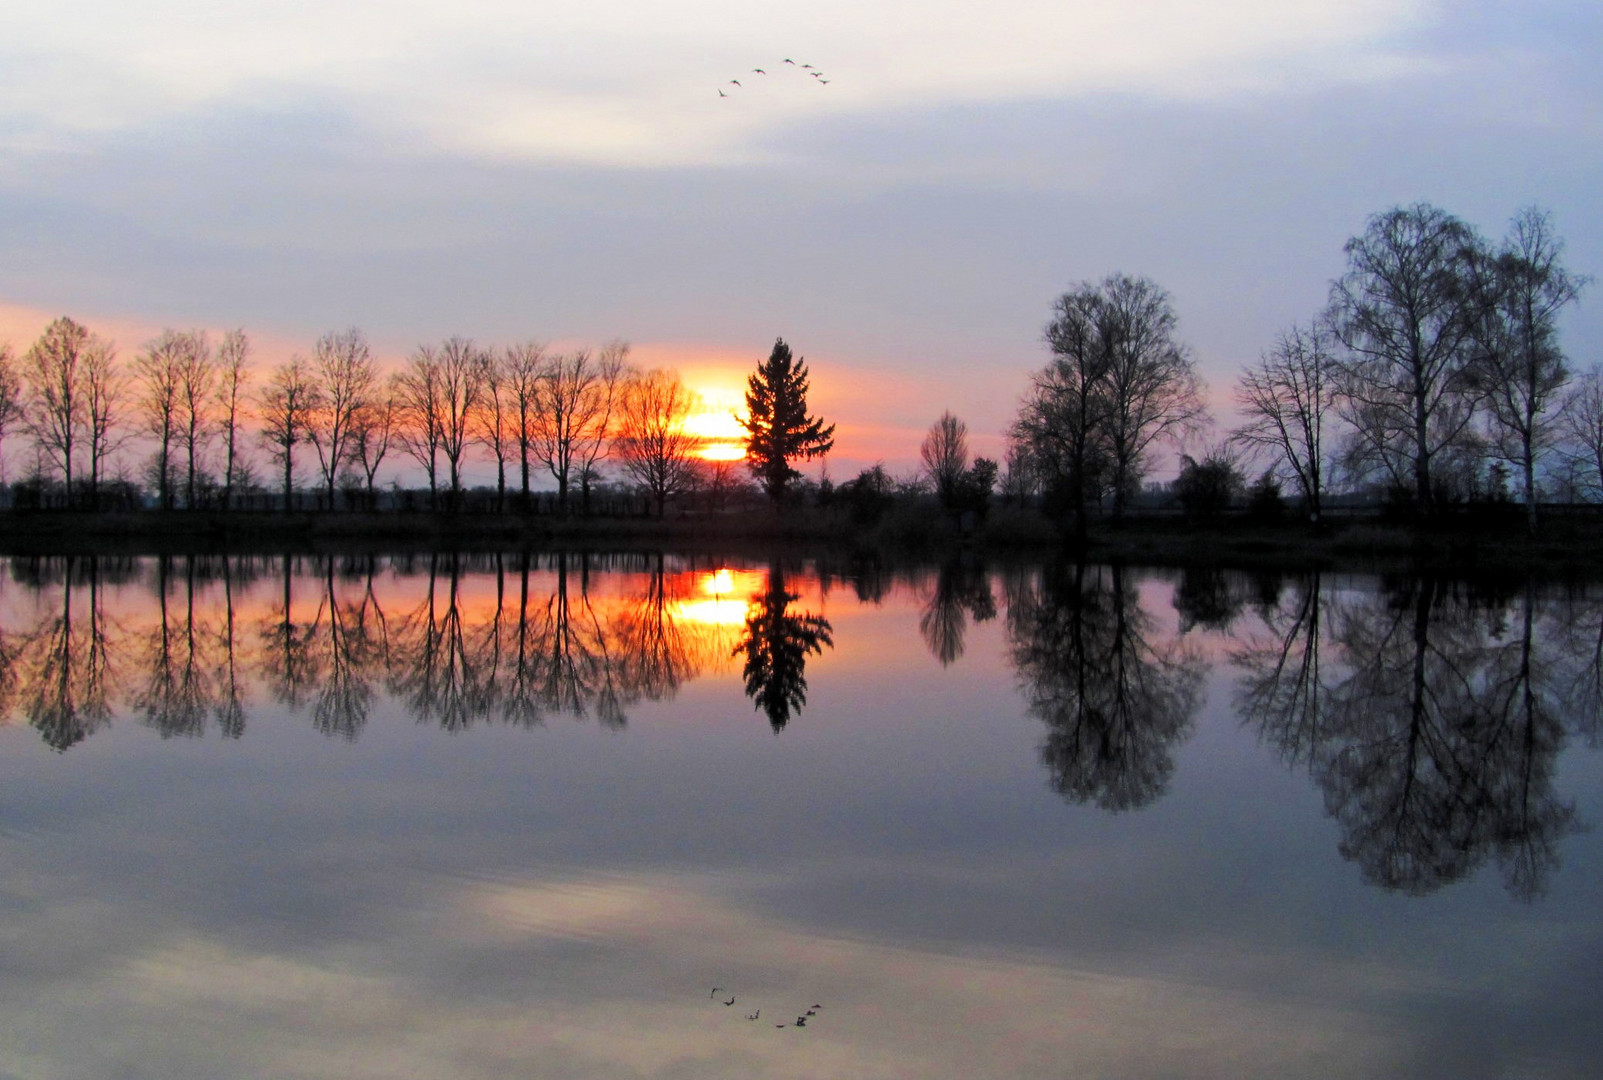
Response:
[1, 1, 1598, 480]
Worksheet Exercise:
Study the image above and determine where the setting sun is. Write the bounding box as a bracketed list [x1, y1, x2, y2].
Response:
[684, 388, 748, 462]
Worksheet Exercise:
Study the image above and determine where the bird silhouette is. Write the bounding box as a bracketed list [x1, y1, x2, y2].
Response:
[753, 68, 766, 74]
[795, 1016, 808, 1027]
[710, 987, 723, 998]
[746, 1009, 760, 1021]
[724, 995, 736, 1006]
[801, 64, 814, 69]
[818, 79, 830, 84]
[730, 79, 741, 87]
[717, 88, 726, 97]
[783, 58, 795, 65]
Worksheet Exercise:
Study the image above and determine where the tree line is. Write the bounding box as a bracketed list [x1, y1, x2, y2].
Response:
[982, 202, 1596, 535]
[1, 201, 1593, 531]
[0, 322, 762, 515]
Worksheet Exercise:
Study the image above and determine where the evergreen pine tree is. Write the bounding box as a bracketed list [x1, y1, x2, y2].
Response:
[741, 338, 835, 503]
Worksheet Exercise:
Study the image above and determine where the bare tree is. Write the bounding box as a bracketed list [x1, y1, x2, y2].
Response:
[504, 341, 544, 508]
[614, 368, 703, 516]
[435, 337, 484, 507]
[0, 344, 21, 483]
[921, 411, 970, 510]
[575, 340, 630, 511]
[174, 330, 218, 508]
[1329, 203, 1484, 507]
[1465, 207, 1589, 532]
[531, 344, 629, 513]
[81, 338, 124, 510]
[395, 347, 445, 506]
[473, 349, 514, 511]
[1561, 367, 1603, 502]
[134, 330, 184, 510]
[259, 358, 320, 508]
[23, 316, 101, 505]
[216, 330, 252, 509]
[1016, 286, 1115, 533]
[1098, 274, 1205, 521]
[350, 375, 399, 508]
[1232, 319, 1341, 522]
[306, 327, 377, 510]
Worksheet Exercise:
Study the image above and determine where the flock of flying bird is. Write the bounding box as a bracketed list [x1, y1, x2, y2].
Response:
[717, 58, 830, 97]
[710, 986, 822, 1030]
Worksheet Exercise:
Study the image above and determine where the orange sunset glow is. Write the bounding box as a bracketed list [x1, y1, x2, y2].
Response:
[683, 387, 748, 462]
[670, 567, 764, 627]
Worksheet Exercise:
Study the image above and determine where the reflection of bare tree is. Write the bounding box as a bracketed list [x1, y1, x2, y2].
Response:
[17, 558, 120, 750]
[309, 556, 380, 740]
[1243, 577, 1580, 899]
[256, 553, 323, 711]
[735, 563, 834, 732]
[213, 557, 248, 739]
[1173, 566, 1246, 635]
[918, 559, 996, 666]
[1549, 587, 1603, 746]
[1008, 562, 1203, 811]
[613, 554, 699, 702]
[532, 555, 626, 728]
[1233, 572, 1333, 766]
[133, 558, 218, 738]
[389, 553, 479, 731]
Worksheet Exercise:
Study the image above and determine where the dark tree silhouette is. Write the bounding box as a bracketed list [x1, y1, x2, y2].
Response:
[741, 338, 835, 504]
[1246, 576, 1581, 899]
[919, 559, 995, 666]
[735, 562, 834, 730]
[1015, 275, 1203, 530]
[18, 557, 119, 750]
[1007, 562, 1203, 811]
[1329, 203, 1484, 508]
[1232, 572, 1334, 768]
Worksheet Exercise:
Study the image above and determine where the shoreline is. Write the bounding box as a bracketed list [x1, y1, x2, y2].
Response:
[1, 507, 1600, 576]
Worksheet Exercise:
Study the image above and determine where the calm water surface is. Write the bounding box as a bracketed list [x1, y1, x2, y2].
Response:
[0, 552, 1599, 1079]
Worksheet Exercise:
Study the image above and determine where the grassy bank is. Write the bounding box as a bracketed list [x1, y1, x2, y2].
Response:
[1, 506, 1599, 575]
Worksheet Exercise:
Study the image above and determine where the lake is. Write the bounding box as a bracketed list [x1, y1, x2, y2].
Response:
[0, 552, 1599, 1079]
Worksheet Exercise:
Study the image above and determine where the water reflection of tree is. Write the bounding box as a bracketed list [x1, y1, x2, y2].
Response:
[1007, 562, 1204, 811]
[1236, 575, 1582, 899]
[919, 559, 996, 666]
[735, 562, 834, 731]
[16, 557, 121, 750]
[257, 554, 324, 713]
[1232, 572, 1334, 766]
[134, 557, 218, 738]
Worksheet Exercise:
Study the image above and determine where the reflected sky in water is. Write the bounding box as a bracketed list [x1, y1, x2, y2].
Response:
[0, 553, 1600, 1079]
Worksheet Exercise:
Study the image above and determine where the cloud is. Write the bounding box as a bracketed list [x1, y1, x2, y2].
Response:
[1, 1, 1436, 166]
[0, 866, 1420, 1079]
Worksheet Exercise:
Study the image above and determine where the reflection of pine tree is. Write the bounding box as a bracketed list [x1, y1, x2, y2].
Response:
[736, 564, 834, 731]
[1008, 562, 1203, 811]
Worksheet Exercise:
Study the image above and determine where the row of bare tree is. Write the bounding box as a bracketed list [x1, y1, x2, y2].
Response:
[996, 204, 1593, 532]
[1234, 204, 1594, 528]
[0, 323, 724, 514]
